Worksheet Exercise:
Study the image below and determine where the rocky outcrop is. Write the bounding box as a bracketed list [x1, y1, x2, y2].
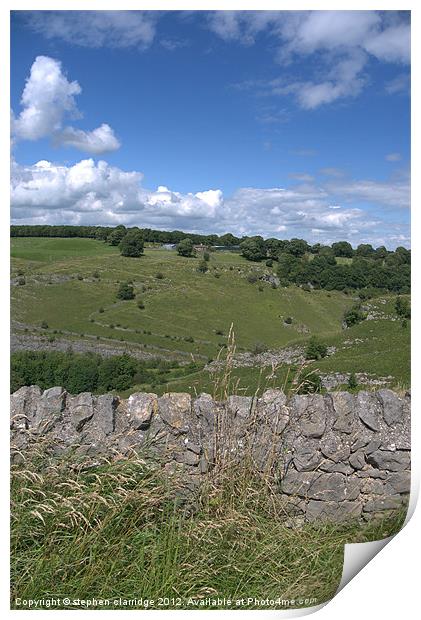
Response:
[10, 386, 410, 523]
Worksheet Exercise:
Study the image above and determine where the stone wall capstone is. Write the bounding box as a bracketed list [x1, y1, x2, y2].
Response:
[10, 386, 411, 523]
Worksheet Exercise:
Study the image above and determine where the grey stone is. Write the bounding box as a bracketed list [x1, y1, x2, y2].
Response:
[351, 436, 371, 452]
[319, 460, 354, 475]
[293, 439, 323, 472]
[127, 392, 157, 429]
[81, 393, 117, 445]
[356, 467, 388, 480]
[174, 450, 200, 466]
[193, 393, 216, 433]
[360, 479, 394, 495]
[349, 450, 366, 470]
[290, 394, 326, 438]
[363, 496, 405, 512]
[10, 385, 42, 430]
[306, 500, 362, 522]
[257, 389, 289, 434]
[158, 393, 192, 434]
[34, 386, 66, 433]
[367, 450, 410, 472]
[331, 392, 356, 434]
[185, 440, 201, 454]
[377, 389, 404, 426]
[281, 470, 360, 502]
[226, 395, 253, 419]
[364, 438, 382, 455]
[388, 471, 411, 494]
[320, 432, 350, 462]
[69, 392, 94, 431]
[357, 391, 381, 431]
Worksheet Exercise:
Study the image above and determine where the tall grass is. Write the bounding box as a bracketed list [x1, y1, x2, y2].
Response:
[11, 444, 405, 610]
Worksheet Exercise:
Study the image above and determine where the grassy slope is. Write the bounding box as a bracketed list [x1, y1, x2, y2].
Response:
[11, 238, 410, 394]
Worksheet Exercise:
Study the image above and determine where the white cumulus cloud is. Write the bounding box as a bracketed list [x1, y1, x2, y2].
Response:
[12, 56, 120, 155]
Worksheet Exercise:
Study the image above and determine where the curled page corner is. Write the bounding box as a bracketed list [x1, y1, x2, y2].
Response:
[336, 535, 394, 594]
[336, 484, 418, 596]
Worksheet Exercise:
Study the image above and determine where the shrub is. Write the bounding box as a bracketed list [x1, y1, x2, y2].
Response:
[247, 274, 258, 284]
[297, 370, 322, 394]
[92, 270, 100, 279]
[155, 272, 164, 280]
[284, 316, 293, 324]
[343, 305, 366, 327]
[117, 282, 135, 300]
[99, 307, 105, 313]
[40, 320, 49, 329]
[395, 296, 410, 319]
[348, 373, 358, 389]
[252, 341, 268, 355]
[17, 277, 26, 285]
[302, 283, 312, 292]
[77, 274, 83, 281]
[258, 285, 264, 292]
[137, 301, 145, 309]
[203, 251, 210, 262]
[305, 336, 328, 360]
[197, 260, 208, 273]
[265, 259, 273, 267]
[176, 238, 195, 257]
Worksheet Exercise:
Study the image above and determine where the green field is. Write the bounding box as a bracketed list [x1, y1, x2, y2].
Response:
[11, 237, 410, 394]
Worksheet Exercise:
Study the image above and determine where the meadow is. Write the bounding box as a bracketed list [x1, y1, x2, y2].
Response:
[11, 237, 410, 395]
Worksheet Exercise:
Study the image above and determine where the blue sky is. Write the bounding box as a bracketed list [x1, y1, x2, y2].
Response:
[10, 10, 410, 247]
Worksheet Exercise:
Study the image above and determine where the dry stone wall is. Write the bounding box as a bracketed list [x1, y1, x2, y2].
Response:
[10, 386, 410, 523]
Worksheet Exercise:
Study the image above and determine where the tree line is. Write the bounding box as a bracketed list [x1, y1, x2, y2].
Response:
[10, 224, 242, 247]
[10, 350, 185, 394]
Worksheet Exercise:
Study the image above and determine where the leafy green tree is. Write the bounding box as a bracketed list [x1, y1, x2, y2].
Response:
[285, 238, 310, 257]
[219, 233, 240, 246]
[117, 282, 135, 300]
[332, 241, 354, 257]
[176, 238, 195, 257]
[356, 243, 375, 257]
[108, 225, 127, 246]
[119, 230, 144, 257]
[240, 236, 267, 261]
[305, 336, 328, 360]
[395, 296, 411, 319]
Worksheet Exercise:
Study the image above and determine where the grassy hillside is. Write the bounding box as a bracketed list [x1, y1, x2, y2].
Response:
[11, 237, 410, 394]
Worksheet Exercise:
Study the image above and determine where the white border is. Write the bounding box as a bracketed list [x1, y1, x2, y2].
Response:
[2, 2, 419, 618]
